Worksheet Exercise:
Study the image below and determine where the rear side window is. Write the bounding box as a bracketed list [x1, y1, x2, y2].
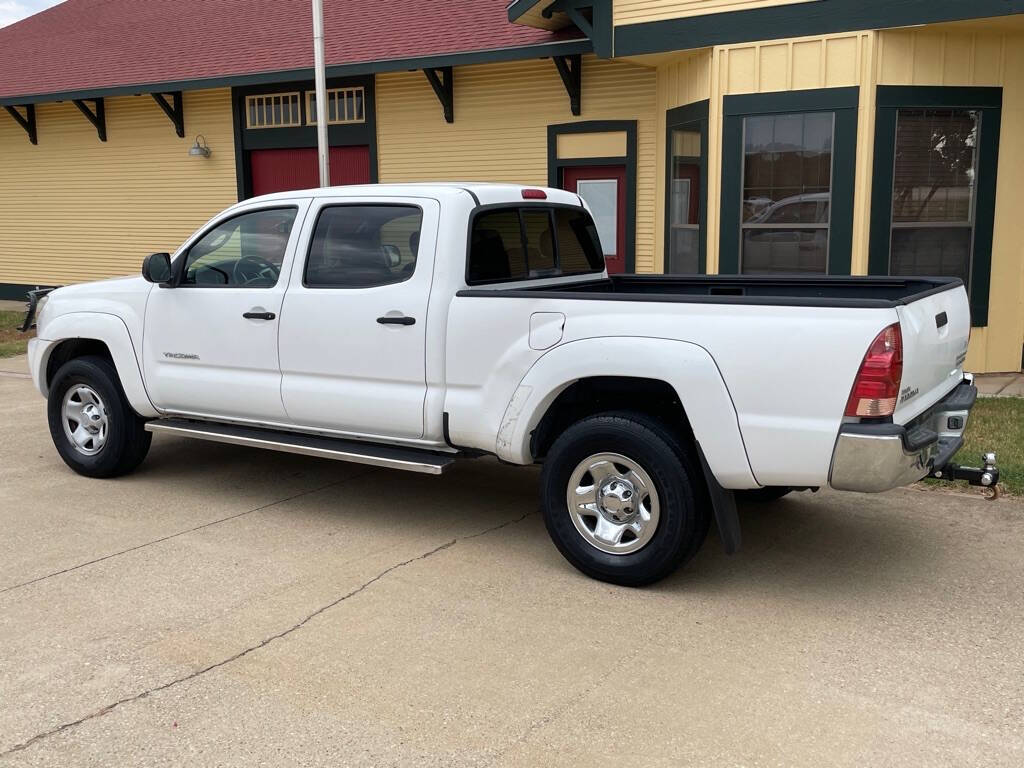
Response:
[467, 206, 604, 284]
[305, 205, 422, 288]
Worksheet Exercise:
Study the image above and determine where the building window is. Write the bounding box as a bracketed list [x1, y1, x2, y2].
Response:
[719, 87, 859, 276]
[245, 93, 302, 129]
[870, 87, 1002, 326]
[307, 87, 366, 125]
[665, 101, 708, 274]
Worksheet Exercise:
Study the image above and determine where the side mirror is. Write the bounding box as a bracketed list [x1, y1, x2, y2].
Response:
[382, 244, 402, 268]
[142, 252, 172, 284]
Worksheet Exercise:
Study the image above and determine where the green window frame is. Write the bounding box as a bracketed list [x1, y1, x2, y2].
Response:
[664, 100, 709, 274]
[719, 86, 859, 276]
[869, 86, 1002, 327]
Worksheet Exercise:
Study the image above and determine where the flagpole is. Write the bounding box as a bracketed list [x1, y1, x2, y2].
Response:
[312, 0, 330, 187]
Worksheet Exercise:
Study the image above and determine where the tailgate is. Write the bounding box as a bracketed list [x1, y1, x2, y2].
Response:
[893, 284, 971, 424]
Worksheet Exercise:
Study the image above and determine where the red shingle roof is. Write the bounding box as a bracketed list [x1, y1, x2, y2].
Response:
[0, 0, 584, 102]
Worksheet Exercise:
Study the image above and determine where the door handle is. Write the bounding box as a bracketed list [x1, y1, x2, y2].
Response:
[377, 315, 415, 326]
[243, 311, 276, 320]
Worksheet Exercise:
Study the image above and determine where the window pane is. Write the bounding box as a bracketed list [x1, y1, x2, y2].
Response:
[668, 123, 703, 274]
[890, 227, 971, 285]
[554, 208, 604, 274]
[469, 209, 526, 282]
[184, 208, 297, 287]
[521, 210, 556, 274]
[668, 229, 700, 274]
[305, 206, 422, 288]
[741, 229, 828, 274]
[893, 109, 979, 224]
[576, 179, 618, 256]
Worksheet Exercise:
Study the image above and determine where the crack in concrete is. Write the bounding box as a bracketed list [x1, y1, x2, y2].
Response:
[0, 509, 535, 758]
[1, 470, 377, 596]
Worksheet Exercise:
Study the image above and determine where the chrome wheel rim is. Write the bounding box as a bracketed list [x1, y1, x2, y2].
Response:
[62, 384, 109, 456]
[566, 452, 660, 555]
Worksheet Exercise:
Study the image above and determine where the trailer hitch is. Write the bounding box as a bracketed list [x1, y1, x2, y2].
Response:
[930, 452, 1000, 500]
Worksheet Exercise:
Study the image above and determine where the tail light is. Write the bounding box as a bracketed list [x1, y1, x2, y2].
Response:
[521, 188, 547, 199]
[844, 323, 903, 418]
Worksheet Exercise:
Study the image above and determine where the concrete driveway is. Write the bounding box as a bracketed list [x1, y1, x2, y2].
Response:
[2, 358, 1023, 767]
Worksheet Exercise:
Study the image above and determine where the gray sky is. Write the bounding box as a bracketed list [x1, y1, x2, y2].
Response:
[0, 0, 64, 28]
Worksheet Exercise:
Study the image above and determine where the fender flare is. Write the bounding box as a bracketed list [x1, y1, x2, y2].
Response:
[35, 312, 158, 418]
[496, 336, 758, 489]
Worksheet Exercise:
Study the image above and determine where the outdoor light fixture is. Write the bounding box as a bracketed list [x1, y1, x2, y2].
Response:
[188, 135, 211, 158]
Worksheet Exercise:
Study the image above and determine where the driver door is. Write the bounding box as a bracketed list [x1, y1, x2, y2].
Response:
[142, 201, 310, 423]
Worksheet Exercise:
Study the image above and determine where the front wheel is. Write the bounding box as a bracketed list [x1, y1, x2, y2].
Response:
[47, 355, 152, 478]
[540, 412, 710, 586]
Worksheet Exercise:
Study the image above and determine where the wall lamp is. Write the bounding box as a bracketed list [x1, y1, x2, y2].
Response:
[188, 135, 211, 158]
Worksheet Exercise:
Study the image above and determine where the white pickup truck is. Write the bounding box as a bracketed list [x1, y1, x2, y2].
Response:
[24, 183, 996, 585]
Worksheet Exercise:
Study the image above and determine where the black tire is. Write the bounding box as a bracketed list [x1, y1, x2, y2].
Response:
[47, 355, 152, 478]
[736, 487, 792, 504]
[540, 412, 710, 587]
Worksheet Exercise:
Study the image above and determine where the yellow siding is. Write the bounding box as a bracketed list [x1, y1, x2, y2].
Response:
[0, 89, 237, 286]
[615, 0, 819, 26]
[876, 27, 1024, 373]
[556, 131, 628, 158]
[376, 56, 660, 271]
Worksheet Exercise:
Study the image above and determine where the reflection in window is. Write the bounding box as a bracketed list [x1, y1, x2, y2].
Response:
[183, 208, 297, 287]
[668, 126, 702, 273]
[576, 179, 618, 257]
[889, 108, 979, 288]
[305, 206, 422, 288]
[740, 112, 833, 274]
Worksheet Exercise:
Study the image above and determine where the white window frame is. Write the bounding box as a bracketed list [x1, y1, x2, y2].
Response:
[306, 87, 366, 126]
[245, 92, 303, 129]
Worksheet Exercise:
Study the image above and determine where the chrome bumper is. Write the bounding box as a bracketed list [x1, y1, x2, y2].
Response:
[829, 376, 977, 493]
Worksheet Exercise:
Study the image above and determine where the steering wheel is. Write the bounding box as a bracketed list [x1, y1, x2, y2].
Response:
[233, 255, 280, 286]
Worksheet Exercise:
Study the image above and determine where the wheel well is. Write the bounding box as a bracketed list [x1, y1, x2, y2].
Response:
[530, 377, 696, 461]
[45, 339, 114, 388]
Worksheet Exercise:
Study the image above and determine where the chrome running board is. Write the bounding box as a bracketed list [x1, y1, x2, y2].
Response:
[145, 418, 456, 475]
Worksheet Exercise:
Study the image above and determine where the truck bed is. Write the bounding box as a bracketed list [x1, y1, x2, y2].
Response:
[459, 274, 963, 309]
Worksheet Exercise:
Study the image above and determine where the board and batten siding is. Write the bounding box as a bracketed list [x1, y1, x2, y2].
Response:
[614, 0, 819, 26]
[876, 26, 1024, 373]
[375, 56, 660, 272]
[0, 88, 237, 287]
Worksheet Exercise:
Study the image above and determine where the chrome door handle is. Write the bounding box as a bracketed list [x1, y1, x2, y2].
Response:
[242, 311, 276, 320]
[377, 316, 415, 326]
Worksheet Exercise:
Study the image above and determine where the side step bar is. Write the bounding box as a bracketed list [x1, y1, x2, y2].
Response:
[145, 419, 457, 475]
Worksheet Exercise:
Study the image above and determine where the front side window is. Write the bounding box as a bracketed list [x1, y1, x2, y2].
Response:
[741, 112, 833, 274]
[888, 108, 979, 287]
[182, 208, 297, 287]
[468, 206, 603, 284]
[305, 205, 422, 288]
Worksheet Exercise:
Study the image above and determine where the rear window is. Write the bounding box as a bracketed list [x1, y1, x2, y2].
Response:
[467, 206, 604, 284]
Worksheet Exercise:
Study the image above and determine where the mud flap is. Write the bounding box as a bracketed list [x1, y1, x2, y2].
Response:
[697, 444, 741, 554]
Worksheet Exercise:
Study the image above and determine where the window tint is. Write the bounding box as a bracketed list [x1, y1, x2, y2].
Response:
[183, 207, 297, 287]
[468, 206, 604, 284]
[305, 205, 422, 288]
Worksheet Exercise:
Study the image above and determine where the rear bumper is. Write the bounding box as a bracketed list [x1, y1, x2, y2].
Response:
[829, 375, 976, 493]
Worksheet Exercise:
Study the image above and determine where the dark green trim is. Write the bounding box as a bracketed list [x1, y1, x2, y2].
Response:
[547, 119, 638, 272]
[665, 100, 709, 274]
[552, 54, 582, 116]
[615, 0, 1024, 57]
[547, 0, 614, 58]
[0, 39, 591, 107]
[3, 104, 36, 144]
[231, 76, 379, 200]
[0, 282, 56, 301]
[72, 98, 106, 142]
[423, 67, 454, 123]
[719, 87, 859, 276]
[151, 92, 184, 138]
[868, 86, 1003, 327]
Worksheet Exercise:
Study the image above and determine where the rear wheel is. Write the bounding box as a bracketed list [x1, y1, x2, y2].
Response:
[540, 412, 710, 586]
[47, 356, 151, 478]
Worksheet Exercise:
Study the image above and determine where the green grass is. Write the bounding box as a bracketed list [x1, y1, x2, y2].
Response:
[0, 310, 32, 358]
[928, 396, 1024, 496]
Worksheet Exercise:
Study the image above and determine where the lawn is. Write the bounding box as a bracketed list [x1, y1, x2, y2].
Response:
[0, 310, 32, 358]
[931, 396, 1024, 496]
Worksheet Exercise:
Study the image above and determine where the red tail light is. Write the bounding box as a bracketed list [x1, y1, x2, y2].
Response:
[521, 188, 547, 199]
[844, 323, 903, 418]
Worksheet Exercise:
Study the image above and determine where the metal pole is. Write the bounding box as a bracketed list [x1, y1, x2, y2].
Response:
[312, 0, 330, 187]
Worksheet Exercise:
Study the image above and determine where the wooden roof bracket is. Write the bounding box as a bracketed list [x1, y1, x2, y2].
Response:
[3, 104, 37, 144]
[423, 66, 454, 123]
[73, 97, 106, 141]
[151, 91, 184, 137]
[553, 54, 581, 116]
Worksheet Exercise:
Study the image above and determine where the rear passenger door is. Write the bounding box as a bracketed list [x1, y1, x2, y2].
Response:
[278, 198, 439, 440]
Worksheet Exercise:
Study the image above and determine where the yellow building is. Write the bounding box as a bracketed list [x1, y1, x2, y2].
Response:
[1, 0, 1022, 372]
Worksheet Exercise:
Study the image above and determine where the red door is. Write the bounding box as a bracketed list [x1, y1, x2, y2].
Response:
[249, 146, 371, 196]
[561, 164, 627, 273]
